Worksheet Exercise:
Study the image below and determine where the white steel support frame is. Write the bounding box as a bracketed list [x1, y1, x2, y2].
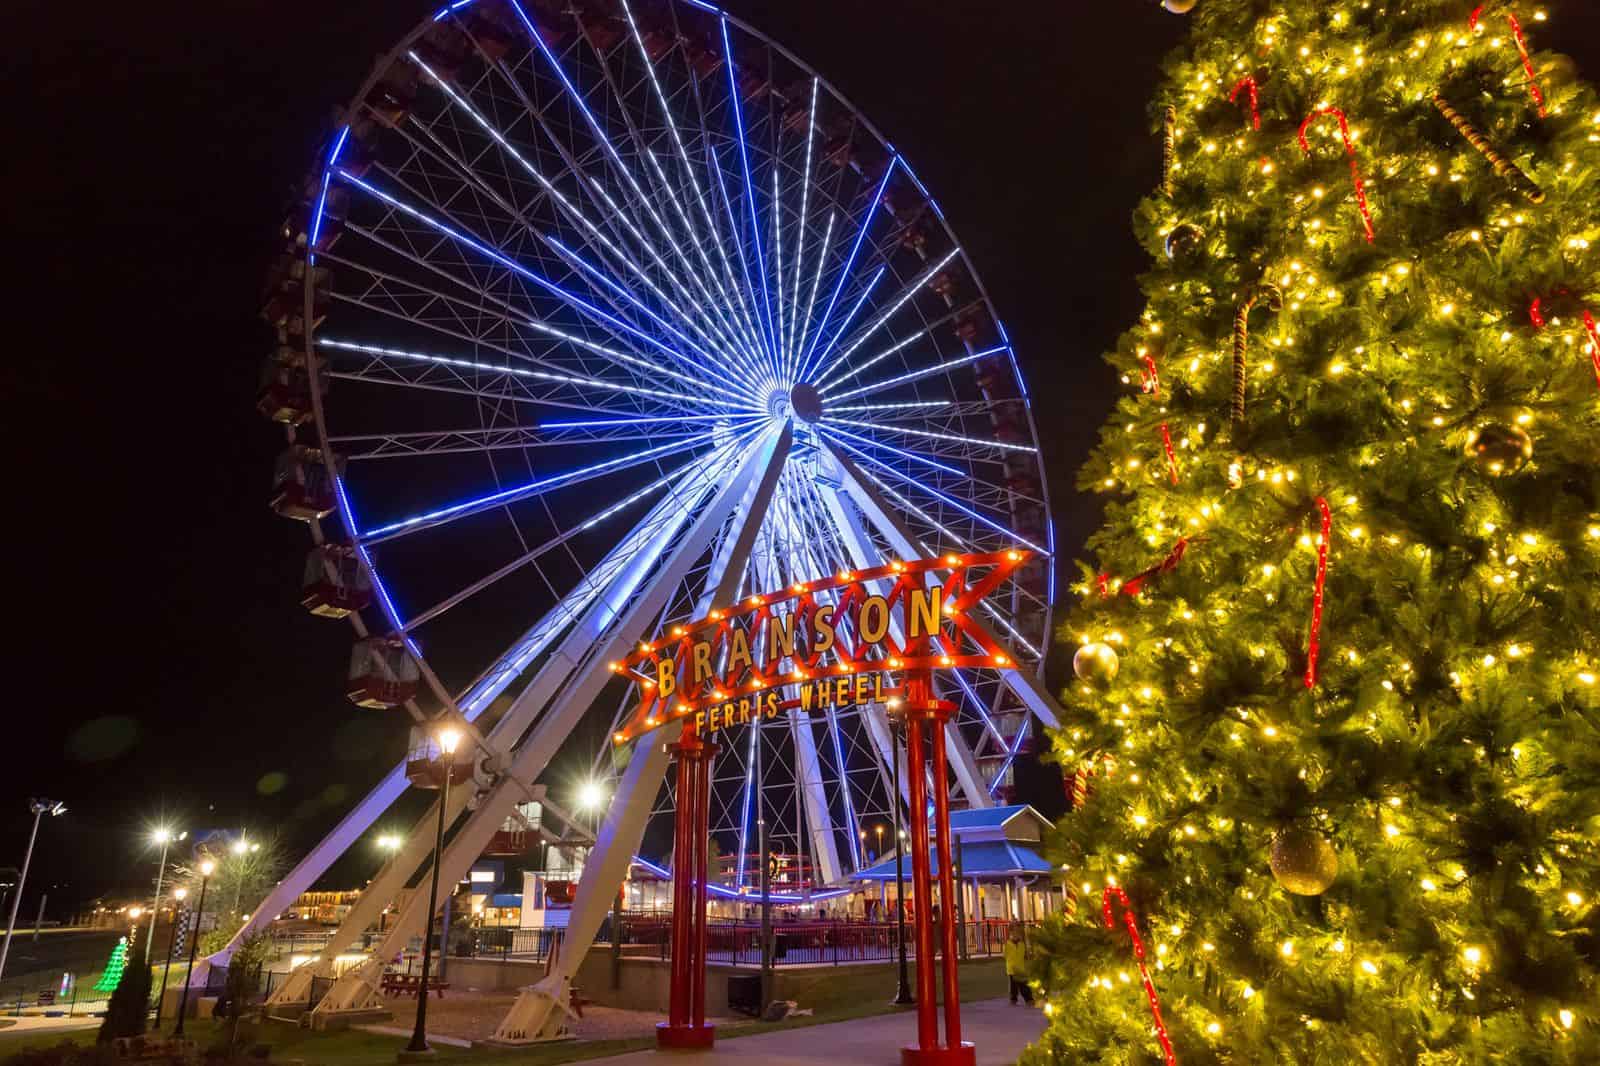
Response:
[489, 424, 794, 1044]
[254, 436, 753, 1008]
[307, 425, 793, 1027]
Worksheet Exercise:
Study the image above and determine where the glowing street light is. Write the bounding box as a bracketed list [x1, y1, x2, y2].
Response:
[0, 799, 66, 982]
[577, 781, 608, 812]
[144, 826, 183, 965]
[154, 886, 189, 1026]
[408, 722, 461, 1055]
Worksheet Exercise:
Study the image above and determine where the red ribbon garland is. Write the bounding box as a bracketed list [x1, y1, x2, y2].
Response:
[1122, 538, 1190, 597]
[1304, 497, 1332, 689]
[1470, 6, 1548, 117]
[1101, 887, 1178, 1066]
[1229, 76, 1262, 131]
[1298, 107, 1376, 243]
[1529, 295, 1600, 388]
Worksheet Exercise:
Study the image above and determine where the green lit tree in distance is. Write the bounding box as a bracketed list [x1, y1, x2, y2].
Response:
[1030, 1, 1600, 1062]
[92, 936, 129, 994]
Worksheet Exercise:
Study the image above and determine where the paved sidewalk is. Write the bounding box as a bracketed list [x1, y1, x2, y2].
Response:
[0, 1015, 100, 1039]
[578, 998, 1045, 1066]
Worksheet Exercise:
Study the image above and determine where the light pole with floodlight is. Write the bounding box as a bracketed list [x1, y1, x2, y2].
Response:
[405, 725, 461, 1058]
[154, 887, 188, 1026]
[144, 828, 185, 965]
[173, 859, 214, 1037]
[0, 798, 65, 982]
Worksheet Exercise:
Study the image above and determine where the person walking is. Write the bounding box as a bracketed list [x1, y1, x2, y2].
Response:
[1004, 925, 1033, 1006]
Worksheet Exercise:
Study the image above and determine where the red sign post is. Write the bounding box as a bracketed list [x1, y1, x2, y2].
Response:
[614, 550, 1028, 1059]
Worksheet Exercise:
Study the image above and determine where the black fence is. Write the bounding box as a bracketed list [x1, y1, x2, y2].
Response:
[622, 917, 1038, 967]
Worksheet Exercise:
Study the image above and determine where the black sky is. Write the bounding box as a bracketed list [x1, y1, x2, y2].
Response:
[8, 0, 1595, 914]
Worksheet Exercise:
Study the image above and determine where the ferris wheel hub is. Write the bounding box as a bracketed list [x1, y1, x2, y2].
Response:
[774, 383, 823, 424]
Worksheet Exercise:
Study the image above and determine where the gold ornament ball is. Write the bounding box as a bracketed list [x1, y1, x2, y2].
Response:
[1161, 0, 1198, 12]
[1269, 827, 1339, 896]
[1465, 422, 1533, 477]
[1073, 643, 1120, 687]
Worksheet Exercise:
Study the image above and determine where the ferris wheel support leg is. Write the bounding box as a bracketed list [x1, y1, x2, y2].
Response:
[489, 736, 675, 1045]
[824, 442, 1065, 734]
[489, 426, 793, 1045]
[314, 426, 792, 1034]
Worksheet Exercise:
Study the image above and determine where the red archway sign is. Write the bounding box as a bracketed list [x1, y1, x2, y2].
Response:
[618, 549, 1027, 1062]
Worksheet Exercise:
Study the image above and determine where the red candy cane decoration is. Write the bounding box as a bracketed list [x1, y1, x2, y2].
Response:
[1140, 353, 1161, 395]
[1299, 107, 1375, 243]
[1101, 887, 1178, 1066]
[1530, 295, 1600, 388]
[1470, 5, 1548, 118]
[1160, 424, 1181, 485]
[1230, 76, 1261, 131]
[1303, 497, 1332, 689]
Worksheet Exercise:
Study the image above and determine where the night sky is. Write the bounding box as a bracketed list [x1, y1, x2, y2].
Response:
[8, 0, 1596, 916]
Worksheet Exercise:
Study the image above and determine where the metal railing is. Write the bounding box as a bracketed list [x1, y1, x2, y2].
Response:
[623, 917, 1038, 967]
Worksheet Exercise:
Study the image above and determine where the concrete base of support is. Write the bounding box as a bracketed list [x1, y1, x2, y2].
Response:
[656, 1022, 716, 1050]
[901, 1041, 976, 1066]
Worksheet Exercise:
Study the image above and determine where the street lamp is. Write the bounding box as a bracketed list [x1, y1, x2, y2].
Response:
[0, 798, 66, 982]
[173, 859, 214, 1037]
[405, 726, 461, 1057]
[144, 827, 183, 966]
[154, 887, 188, 1026]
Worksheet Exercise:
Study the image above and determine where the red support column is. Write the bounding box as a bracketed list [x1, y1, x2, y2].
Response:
[658, 729, 717, 1051]
[900, 674, 975, 1066]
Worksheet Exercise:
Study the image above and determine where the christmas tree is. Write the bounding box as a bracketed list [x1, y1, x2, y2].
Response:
[92, 936, 129, 994]
[1031, 1, 1600, 1062]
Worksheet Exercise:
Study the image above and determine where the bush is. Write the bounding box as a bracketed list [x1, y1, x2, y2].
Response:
[2, 1041, 119, 1066]
[96, 960, 152, 1044]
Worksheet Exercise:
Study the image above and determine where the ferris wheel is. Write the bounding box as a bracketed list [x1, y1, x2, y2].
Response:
[244, 0, 1060, 1038]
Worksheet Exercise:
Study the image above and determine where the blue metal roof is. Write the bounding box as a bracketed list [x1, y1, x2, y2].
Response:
[948, 804, 1031, 830]
[490, 893, 521, 909]
[852, 840, 1052, 881]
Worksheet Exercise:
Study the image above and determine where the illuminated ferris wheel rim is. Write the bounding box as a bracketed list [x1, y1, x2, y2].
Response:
[293, 0, 1056, 754]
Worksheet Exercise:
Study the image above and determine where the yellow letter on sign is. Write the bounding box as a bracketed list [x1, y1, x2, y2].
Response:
[656, 658, 677, 700]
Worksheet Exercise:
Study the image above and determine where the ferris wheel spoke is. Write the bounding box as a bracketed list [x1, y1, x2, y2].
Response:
[790, 209, 833, 381]
[822, 432, 1047, 555]
[338, 170, 716, 383]
[795, 157, 896, 381]
[818, 423, 964, 479]
[719, 17, 782, 376]
[398, 425, 761, 632]
[822, 415, 1038, 459]
[781, 78, 820, 383]
[359, 422, 752, 545]
[810, 248, 961, 388]
[330, 423, 712, 462]
[821, 344, 1006, 405]
[317, 330, 747, 418]
[505, 0, 753, 368]
[561, 16, 768, 374]
[451, 39, 763, 374]
[387, 69, 759, 395]
[811, 302, 967, 395]
[617, 0, 769, 367]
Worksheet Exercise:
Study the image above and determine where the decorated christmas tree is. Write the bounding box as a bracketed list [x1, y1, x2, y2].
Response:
[92, 936, 129, 994]
[1030, 1, 1600, 1062]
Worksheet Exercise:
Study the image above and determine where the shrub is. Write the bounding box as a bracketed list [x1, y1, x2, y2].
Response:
[96, 960, 152, 1044]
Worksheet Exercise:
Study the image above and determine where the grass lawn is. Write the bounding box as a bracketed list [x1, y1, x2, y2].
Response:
[1, 957, 1009, 1064]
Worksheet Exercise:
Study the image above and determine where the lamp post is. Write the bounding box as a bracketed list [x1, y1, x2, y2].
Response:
[144, 828, 182, 966]
[154, 887, 188, 1026]
[890, 719, 913, 1006]
[376, 836, 401, 933]
[0, 798, 66, 982]
[405, 726, 461, 1058]
[174, 860, 214, 1037]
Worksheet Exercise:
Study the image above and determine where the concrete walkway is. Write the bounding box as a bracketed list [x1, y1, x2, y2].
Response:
[578, 998, 1045, 1066]
[0, 1014, 100, 1039]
